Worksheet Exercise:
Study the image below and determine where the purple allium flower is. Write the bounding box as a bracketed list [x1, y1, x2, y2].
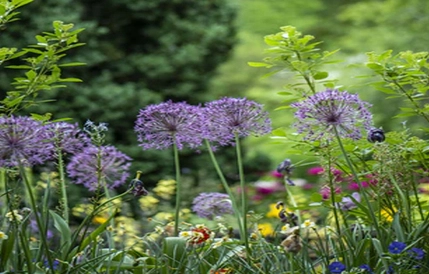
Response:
[359, 264, 373, 273]
[291, 89, 373, 141]
[192, 192, 234, 220]
[134, 101, 205, 150]
[0, 116, 54, 167]
[328, 261, 346, 274]
[67, 145, 132, 191]
[408, 247, 425, 260]
[337, 192, 361, 211]
[47, 122, 90, 155]
[388, 241, 407, 254]
[203, 97, 271, 146]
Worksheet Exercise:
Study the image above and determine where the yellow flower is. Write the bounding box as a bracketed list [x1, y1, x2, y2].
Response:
[380, 208, 395, 222]
[153, 179, 176, 199]
[266, 203, 281, 218]
[93, 215, 109, 225]
[0, 231, 8, 241]
[139, 195, 160, 211]
[258, 222, 274, 237]
[6, 210, 23, 222]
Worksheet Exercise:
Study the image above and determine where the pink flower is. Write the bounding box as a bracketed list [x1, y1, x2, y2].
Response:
[320, 185, 341, 200]
[308, 166, 324, 175]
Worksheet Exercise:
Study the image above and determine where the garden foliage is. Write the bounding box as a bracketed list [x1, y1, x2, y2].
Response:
[2, 2, 429, 274]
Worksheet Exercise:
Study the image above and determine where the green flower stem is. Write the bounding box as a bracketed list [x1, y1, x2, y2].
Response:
[173, 142, 181, 236]
[56, 149, 69, 224]
[204, 139, 244, 243]
[18, 164, 55, 274]
[333, 127, 380, 238]
[284, 180, 301, 225]
[103, 182, 115, 249]
[234, 134, 251, 256]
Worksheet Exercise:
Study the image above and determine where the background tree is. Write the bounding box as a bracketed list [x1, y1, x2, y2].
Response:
[0, 0, 246, 189]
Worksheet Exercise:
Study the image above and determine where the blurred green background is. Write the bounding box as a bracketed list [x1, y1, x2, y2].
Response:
[2, 0, 429, 186]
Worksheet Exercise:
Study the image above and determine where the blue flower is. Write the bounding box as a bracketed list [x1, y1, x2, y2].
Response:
[328, 261, 346, 273]
[359, 264, 373, 273]
[388, 241, 407, 254]
[408, 247, 425, 260]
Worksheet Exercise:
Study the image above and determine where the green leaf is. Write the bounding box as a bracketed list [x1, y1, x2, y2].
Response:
[58, 77, 83, 82]
[247, 61, 272, 68]
[313, 71, 328, 80]
[58, 62, 86, 67]
[50, 210, 71, 253]
[161, 237, 187, 274]
[5, 65, 32, 69]
[78, 211, 116, 252]
[272, 128, 287, 137]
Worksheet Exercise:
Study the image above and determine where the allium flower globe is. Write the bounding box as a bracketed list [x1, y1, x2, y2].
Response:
[291, 89, 373, 141]
[0, 116, 54, 167]
[134, 101, 205, 150]
[47, 121, 90, 155]
[67, 145, 132, 191]
[203, 97, 271, 145]
[192, 192, 234, 220]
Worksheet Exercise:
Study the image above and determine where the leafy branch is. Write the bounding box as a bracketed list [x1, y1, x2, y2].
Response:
[1, 20, 85, 115]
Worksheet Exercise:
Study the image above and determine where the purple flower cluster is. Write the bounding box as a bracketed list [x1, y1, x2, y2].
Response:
[0, 116, 54, 167]
[291, 89, 373, 141]
[192, 192, 234, 220]
[135, 101, 205, 150]
[134, 97, 272, 150]
[203, 97, 271, 146]
[66, 145, 132, 191]
[47, 121, 90, 155]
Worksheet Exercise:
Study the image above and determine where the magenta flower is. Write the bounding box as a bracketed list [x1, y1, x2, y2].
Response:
[135, 101, 205, 150]
[67, 145, 132, 191]
[203, 97, 271, 146]
[308, 166, 324, 175]
[0, 116, 54, 167]
[291, 89, 373, 141]
[320, 185, 341, 200]
[192, 192, 234, 220]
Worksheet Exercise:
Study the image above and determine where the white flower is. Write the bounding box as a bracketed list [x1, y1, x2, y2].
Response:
[6, 210, 23, 222]
[301, 219, 315, 228]
[0, 231, 8, 240]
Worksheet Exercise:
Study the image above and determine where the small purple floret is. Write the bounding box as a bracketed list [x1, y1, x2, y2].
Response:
[0, 116, 54, 167]
[67, 145, 132, 191]
[192, 192, 234, 220]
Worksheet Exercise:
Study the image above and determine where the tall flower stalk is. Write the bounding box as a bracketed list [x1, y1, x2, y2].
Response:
[135, 101, 205, 236]
[291, 89, 381, 237]
[203, 97, 271, 256]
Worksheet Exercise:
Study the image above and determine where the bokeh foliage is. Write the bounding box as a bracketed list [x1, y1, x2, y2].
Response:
[0, 0, 241, 186]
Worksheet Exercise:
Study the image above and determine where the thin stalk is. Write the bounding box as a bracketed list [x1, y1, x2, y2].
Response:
[204, 139, 244, 242]
[56, 149, 69, 224]
[333, 127, 381, 238]
[18, 164, 55, 273]
[173, 142, 181, 236]
[234, 134, 251, 256]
